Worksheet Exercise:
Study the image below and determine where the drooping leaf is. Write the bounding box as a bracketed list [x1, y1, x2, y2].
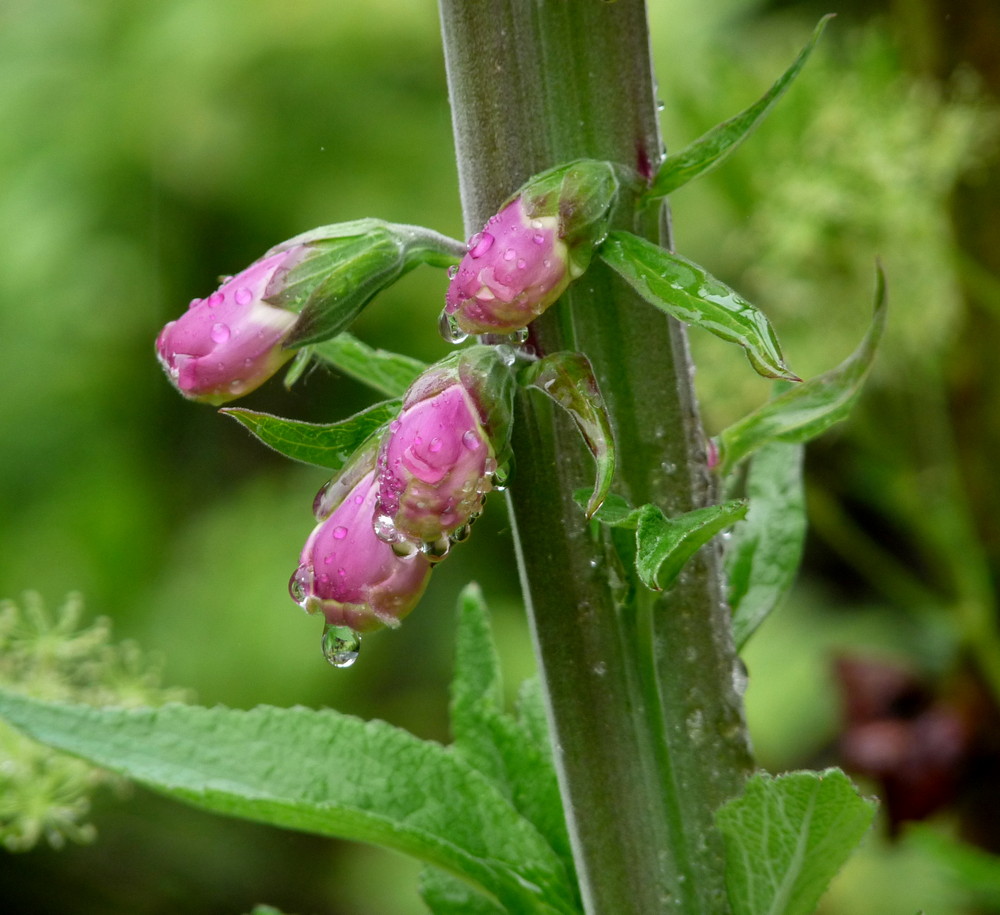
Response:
[522, 352, 616, 517]
[576, 491, 747, 591]
[715, 266, 887, 476]
[599, 231, 797, 381]
[716, 768, 876, 915]
[647, 16, 833, 198]
[0, 690, 577, 915]
[305, 332, 426, 398]
[726, 442, 806, 650]
[221, 400, 400, 470]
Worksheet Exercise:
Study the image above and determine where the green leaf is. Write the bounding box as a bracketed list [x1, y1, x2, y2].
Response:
[221, 400, 400, 470]
[726, 442, 806, 650]
[577, 492, 747, 591]
[909, 825, 1000, 908]
[449, 585, 574, 878]
[305, 332, 426, 398]
[716, 768, 876, 915]
[599, 231, 797, 381]
[522, 351, 616, 517]
[716, 266, 887, 476]
[647, 16, 833, 198]
[0, 689, 577, 915]
[420, 867, 507, 915]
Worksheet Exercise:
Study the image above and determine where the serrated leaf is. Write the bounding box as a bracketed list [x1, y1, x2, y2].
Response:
[449, 586, 574, 882]
[0, 690, 577, 915]
[221, 400, 400, 470]
[306, 332, 426, 398]
[648, 17, 832, 198]
[727, 442, 806, 650]
[716, 266, 887, 476]
[575, 492, 747, 591]
[522, 352, 616, 517]
[599, 231, 797, 381]
[716, 768, 876, 915]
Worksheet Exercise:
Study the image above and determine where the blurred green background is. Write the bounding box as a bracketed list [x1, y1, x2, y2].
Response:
[2, 0, 999, 911]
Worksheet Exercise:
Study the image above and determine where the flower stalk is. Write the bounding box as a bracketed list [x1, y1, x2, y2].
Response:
[438, 2, 753, 913]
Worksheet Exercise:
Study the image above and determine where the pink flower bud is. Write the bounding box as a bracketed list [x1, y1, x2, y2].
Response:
[289, 469, 431, 632]
[155, 249, 305, 405]
[444, 198, 571, 335]
[375, 384, 496, 551]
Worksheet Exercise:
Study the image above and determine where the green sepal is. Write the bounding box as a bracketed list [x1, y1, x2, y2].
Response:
[726, 442, 806, 650]
[577, 491, 748, 591]
[266, 220, 464, 347]
[716, 768, 876, 915]
[522, 352, 616, 518]
[292, 332, 426, 398]
[0, 688, 579, 915]
[647, 16, 833, 199]
[715, 264, 887, 477]
[516, 159, 621, 275]
[220, 399, 400, 470]
[599, 230, 798, 381]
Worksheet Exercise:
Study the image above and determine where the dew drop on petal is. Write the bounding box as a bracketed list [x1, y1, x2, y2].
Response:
[503, 247, 516, 261]
[468, 231, 495, 258]
[447, 265, 459, 279]
[389, 419, 402, 432]
[208, 292, 224, 307]
[210, 322, 231, 343]
[462, 429, 482, 451]
[235, 287, 253, 306]
[533, 233, 545, 245]
[428, 437, 442, 454]
[188, 297, 203, 310]
[332, 526, 348, 540]
[517, 259, 527, 269]
[322, 622, 361, 668]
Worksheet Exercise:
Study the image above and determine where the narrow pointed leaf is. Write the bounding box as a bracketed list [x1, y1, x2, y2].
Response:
[599, 231, 797, 380]
[716, 266, 887, 476]
[727, 442, 807, 650]
[305, 332, 426, 398]
[716, 768, 876, 915]
[221, 400, 400, 470]
[522, 352, 616, 517]
[648, 16, 833, 198]
[449, 585, 574, 878]
[0, 690, 577, 915]
[575, 491, 747, 592]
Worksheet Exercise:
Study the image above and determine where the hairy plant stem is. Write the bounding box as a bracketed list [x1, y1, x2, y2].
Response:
[438, 2, 753, 912]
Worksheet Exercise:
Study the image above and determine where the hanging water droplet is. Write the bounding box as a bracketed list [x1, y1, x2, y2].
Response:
[210, 322, 231, 343]
[513, 327, 529, 344]
[438, 311, 468, 345]
[235, 287, 253, 306]
[289, 564, 313, 610]
[494, 344, 516, 366]
[467, 231, 495, 258]
[391, 539, 420, 558]
[322, 622, 361, 668]
[450, 523, 471, 543]
[423, 536, 451, 561]
[447, 264, 459, 280]
[373, 513, 399, 543]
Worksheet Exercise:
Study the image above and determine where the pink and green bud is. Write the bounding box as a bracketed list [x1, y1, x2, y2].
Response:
[155, 249, 305, 405]
[374, 347, 513, 553]
[443, 159, 619, 335]
[290, 463, 432, 633]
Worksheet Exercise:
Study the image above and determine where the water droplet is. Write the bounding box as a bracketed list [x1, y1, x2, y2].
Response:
[207, 291, 224, 307]
[210, 322, 231, 343]
[428, 437, 442, 453]
[467, 231, 495, 258]
[188, 297, 203, 310]
[322, 623, 361, 668]
[462, 429, 481, 451]
[389, 419, 401, 433]
[289, 564, 313, 609]
[530, 219, 544, 229]
[423, 536, 451, 561]
[593, 661, 608, 677]
[516, 258, 527, 269]
[450, 523, 471, 543]
[503, 247, 516, 261]
[438, 311, 468, 345]
[513, 327, 529, 344]
[447, 264, 459, 279]
[373, 514, 399, 543]
[731, 659, 749, 697]
[235, 287, 253, 306]
[332, 526, 348, 541]
[494, 344, 516, 366]
[391, 539, 419, 558]
[533, 233, 545, 245]
[661, 461, 677, 475]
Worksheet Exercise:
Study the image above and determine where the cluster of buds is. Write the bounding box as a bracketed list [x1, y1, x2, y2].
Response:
[288, 347, 513, 642]
[443, 159, 619, 337]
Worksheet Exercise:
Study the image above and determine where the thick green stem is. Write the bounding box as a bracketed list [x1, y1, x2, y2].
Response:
[438, 2, 752, 912]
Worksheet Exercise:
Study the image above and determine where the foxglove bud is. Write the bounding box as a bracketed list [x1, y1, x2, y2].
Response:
[156, 249, 305, 405]
[444, 159, 619, 335]
[375, 346, 513, 552]
[290, 463, 432, 633]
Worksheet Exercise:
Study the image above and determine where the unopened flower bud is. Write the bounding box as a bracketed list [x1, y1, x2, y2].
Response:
[444, 159, 619, 335]
[156, 248, 305, 405]
[375, 347, 513, 550]
[290, 467, 431, 632]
